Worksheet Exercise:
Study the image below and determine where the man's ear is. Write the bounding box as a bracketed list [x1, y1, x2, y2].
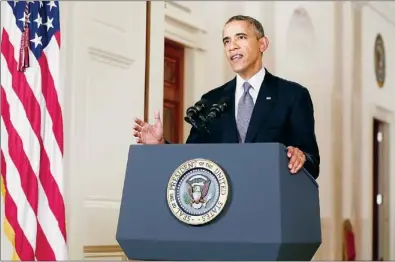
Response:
[259, 37, 269, 53]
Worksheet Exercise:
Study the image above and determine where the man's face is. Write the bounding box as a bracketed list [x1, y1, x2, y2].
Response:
[222, 20, 267, 78]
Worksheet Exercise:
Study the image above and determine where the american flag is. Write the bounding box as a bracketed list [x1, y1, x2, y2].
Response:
[1, 0, 67, 260]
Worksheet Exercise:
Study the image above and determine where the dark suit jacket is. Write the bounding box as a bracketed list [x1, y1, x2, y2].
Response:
[184, 69, 320, 179]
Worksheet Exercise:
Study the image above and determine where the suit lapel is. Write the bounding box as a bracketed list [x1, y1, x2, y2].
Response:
[244, 70, 277, 143]
[220, 78, 238, 143]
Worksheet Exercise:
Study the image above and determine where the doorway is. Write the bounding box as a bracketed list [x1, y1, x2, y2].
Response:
[372, 118, 390, 260]
[163, 38, 184, 143]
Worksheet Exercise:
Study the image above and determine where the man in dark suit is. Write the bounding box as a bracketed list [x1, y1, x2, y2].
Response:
[133, 15, 320, 179]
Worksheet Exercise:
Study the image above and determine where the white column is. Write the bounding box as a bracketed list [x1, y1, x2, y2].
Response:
[148, 2, 165, 123]
[341, 1, 354, 221]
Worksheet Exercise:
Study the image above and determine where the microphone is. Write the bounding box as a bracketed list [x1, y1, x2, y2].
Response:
[184, 99, 209, 130]
[204, 97, 230, 124]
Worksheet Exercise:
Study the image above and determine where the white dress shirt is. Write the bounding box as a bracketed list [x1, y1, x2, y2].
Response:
[235, 67, 266, 118]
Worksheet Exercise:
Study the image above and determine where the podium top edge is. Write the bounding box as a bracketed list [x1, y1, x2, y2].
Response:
[128, 142, 319, 188]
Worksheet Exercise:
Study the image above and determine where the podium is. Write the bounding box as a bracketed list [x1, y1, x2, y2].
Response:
[116, 143, 321, 260]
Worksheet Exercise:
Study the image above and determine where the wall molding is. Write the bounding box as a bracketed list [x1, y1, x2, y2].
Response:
[88, 46, 134, 68]
[164, 2, 207, 50]
[165, 1, 206, 33]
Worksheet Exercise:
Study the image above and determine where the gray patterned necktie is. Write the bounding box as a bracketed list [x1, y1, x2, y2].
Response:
[236, 82, 254, 143]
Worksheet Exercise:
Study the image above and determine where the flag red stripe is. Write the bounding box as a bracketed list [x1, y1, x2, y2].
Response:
[38, 52, 64, 154]
[2, 29, 67, 242]
[55, 31, 61, 47]
[35, 222, 56, 260]
[1, 151, 35, 260]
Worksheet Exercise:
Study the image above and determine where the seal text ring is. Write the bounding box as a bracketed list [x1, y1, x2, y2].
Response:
[166, 158, 229, 225]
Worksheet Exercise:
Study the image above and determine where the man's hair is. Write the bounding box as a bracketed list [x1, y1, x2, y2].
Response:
[225, 15, 265, 39]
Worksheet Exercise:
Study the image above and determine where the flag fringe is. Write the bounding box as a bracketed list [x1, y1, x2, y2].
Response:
[18, 2, 30, 72]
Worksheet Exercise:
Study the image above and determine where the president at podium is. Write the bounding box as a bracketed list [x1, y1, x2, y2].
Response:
[133, 15, 320, 180]
[123, 14, 321, 261]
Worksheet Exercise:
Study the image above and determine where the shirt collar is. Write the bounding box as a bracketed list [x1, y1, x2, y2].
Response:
[236, 67, 266, 93]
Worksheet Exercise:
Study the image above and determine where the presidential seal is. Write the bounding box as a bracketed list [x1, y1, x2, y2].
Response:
[166, 158, 229, 226]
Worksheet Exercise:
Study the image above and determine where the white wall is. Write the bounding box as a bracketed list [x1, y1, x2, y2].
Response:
[273, 2, 340, 258]
[60, 1, 147, 259]
[360, 3, 395, 260]
[269, 2, 395, 260]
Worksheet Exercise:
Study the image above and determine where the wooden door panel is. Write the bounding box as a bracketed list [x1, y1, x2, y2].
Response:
[163, 39, 184, 143]
[163, 84, 178, 101]
[163, 101, 178, 143]
[164, 57, 177, 83]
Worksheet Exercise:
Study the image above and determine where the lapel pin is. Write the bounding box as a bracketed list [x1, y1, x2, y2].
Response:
[266, 97, 271, 100]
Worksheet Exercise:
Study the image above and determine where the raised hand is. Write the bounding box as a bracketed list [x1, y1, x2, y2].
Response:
[133, 111, 164, 144]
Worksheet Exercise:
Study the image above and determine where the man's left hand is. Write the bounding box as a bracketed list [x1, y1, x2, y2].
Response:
[287, 146, 306, 174]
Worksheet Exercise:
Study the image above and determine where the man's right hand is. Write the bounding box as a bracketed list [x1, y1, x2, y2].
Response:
[133, 110, 164, 144]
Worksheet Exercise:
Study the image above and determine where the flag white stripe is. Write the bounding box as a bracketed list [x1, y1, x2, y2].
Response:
[42, 107, 64, 195]
[44, 37, 61, 99]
